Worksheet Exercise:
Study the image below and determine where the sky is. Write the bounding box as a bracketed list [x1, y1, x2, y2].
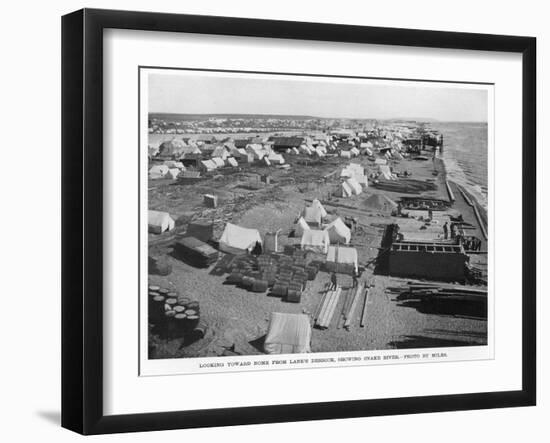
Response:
[148, 71, 489, 122]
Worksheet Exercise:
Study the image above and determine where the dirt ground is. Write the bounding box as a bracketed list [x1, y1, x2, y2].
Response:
[148, 152, 488, 359]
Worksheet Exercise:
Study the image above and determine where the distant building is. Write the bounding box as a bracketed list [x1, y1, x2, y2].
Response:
[269, 136, 304, 152]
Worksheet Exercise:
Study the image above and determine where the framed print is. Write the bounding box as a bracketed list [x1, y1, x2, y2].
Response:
[61, 8, 536, 435]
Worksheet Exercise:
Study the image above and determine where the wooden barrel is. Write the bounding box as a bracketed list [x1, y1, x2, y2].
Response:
[173, 313, 188, 336]
[159, 288, 170, 296]
[272, 283, 288, 297]
[148, 291, 160, 298]
[227, 272, 243, 284]
[186, 301, 200, 312]
[192, 320, 208, 339]
[149, 295, 165, 323]
[164, 310, 177, 337]
[167, 291, 178, 298]
[241, 276, 254, 288]
[252, 279, 269, 293]
[148, 285, 160, 292]
[165, 298, 178, 309]
[177, 296, 191, 306]
[174, 305, 186, 314]
[287, 289, 301, 303]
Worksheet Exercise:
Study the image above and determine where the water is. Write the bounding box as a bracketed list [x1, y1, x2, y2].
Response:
[432, 122, 488, 210]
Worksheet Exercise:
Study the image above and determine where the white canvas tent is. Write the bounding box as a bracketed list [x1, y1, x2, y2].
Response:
[350, 147, 360, 157]
[165, 168, 181, 180]
[303, 206, 323, 226]
[374, 158, 387, 165]
[341, 181, 353, 198]
[226, 157, 238, 167]
[200, 159, 217, 172]
[324, 217, 351, 244]
[311, 199, 328, 218]
[219, 223, 262, 255]
[149, 164, 169, 179]
[294, 217, 310, 237]
[345, 177, 363, 195]
[300, 229, 330, 254]
[211, 157, 225, 168]
[326, 246, 358, 273]
[268, 153, 285, 165]
[340, 150, 352, 159]
[148, 210, 175, 234]
[378, 164, 395, 180]
[264, 312, 312, 354]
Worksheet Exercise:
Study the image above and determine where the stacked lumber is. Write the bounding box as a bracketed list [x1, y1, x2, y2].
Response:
[315, 286, 341, 329]
[374, 179, 437, 194]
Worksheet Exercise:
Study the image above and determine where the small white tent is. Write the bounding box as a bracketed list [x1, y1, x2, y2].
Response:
[148, 210, 175, 234]
[374, 158, 387, 165]
[219, 223, 262, 255]
[200, 159, 217, 172]
[340, 151, 352, 159]
[303, 206, 323, 227]
[378, 164, 394, 180]
[324, 217, 351, 244]
[211, 157, 225, 168]
[165, 168, 181, 180]
[149, 164, 169, 179]
[226, 157, 238, 167]
[294, 217, 310, 237]
[311, 199, 328, 218]
[300, 229, 330, 254]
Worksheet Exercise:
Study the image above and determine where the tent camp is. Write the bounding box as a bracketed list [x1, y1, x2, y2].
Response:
[148, 210, 175, 234]
[345, 177, 363, 195]
[325, 246, 358, 274]
[149, 164, 169, 179]
[324, 217, 351, 244]
[300, 229, 330, 254]
[311, 199, 328, 218]
[294, 217, 310, 237]
[303, 206, 323, 227]
[218, 223, 262, 255]
[264, 312, 312, 354]
[158, 139, 187, 158]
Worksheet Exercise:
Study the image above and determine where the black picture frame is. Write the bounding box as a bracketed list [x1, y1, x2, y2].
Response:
[61, 8, 536, 435]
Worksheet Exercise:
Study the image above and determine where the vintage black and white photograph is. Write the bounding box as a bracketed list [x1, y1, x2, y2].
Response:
[143, 69, 491, 368]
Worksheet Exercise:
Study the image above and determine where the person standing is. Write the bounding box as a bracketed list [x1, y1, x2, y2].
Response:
[330, 272, 338, 291]
[352, 271, 358, 288]
[443, 222, 449, 240]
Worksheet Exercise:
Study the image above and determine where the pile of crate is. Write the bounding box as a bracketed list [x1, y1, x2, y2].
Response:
[225, 250, 321, 303]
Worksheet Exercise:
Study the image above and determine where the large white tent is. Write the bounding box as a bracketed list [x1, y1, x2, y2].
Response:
[324, 217, 351, 244]
[264, 312, 312, 354]
[300, 229, 330, 254]
[219, 223, 262, 255]
[148, 210, 175, 234]
[345, 177, 363, 195]
[294, 217, 310, 237]
[326, 246, 358, 274]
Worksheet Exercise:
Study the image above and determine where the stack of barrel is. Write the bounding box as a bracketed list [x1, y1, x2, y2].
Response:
[148, 285, 206, 340]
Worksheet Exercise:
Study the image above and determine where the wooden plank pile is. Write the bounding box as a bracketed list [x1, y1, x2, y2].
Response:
[315, 286, 341, 329]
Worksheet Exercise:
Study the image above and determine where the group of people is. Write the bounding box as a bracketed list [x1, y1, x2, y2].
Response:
[442, 222, 483, 251]
[462, 236, 483, 252]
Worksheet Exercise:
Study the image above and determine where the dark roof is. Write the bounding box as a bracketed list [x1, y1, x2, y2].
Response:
[269, 136, 304, 147]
